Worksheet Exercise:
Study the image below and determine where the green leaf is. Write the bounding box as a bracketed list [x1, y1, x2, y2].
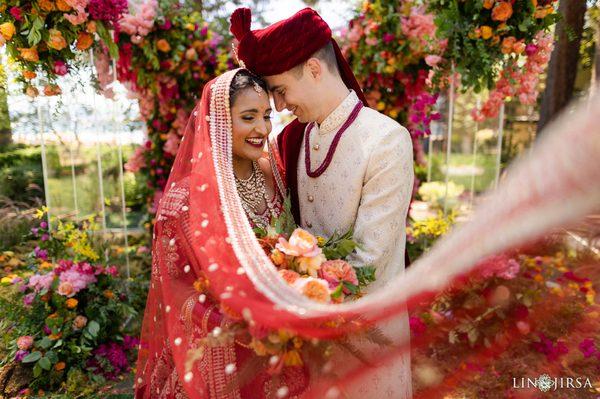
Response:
[38, 356, 51, 371]
[96, 22, 119, 59]
[330, 283, 344, 299]
[22, 351, 42, 363]
[46, 351, 59, 364]
[86, 320, 100, 338]
[53, 339, 63, 349]
[33, 363, 42, 378]
[355, 266, 377, 286]
[38, 336, 52, 349]
[343, 281, 359, 295]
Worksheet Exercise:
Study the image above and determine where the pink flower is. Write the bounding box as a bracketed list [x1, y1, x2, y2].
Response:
[124, 145, 147, 172]
[531, 333, 569, 361]
[425, 55, 442, 67]
[163, 132, 181, 156]
[318, 260, 358, 294]
[23, 293, 35, 306]
[578, 338, 597, 358]
[65, 9, 89, 25]
[479, 255, 520, 280]
[409, 316, 427, 335]
[17, 336, 33, 350]
[28, 273, 55, 292]
[10, 7, 24, 22]
[58, 281, 75, 297]
[58, 269, 97, 296]
[276, 228, 322, 258]
[88, 0, 128, 24]
[53, 61, 68, 76]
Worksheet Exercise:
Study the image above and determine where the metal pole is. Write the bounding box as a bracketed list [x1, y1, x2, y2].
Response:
[113, 58, 131, 278]
[443, 63, 456, 215]
[494, 102, 505, 189]
[37, 98, 52, 231]
[90, 49, 107, 233]
[469, 97, 480, 209]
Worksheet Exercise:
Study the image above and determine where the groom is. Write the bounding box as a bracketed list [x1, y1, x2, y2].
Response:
[230, 7, 413, 292]
[230, 8, 413, 398]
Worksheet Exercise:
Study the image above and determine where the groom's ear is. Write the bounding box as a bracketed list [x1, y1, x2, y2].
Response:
[305, 58, 322, 81]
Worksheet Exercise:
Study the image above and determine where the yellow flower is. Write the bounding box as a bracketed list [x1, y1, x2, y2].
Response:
[480, 26, 493, 40]
[270, 249, 285, 266]
[0, 22, 16, 40]
[376, 101, 385, 111]
[65, 298, 78, 309]
[283, 349, 303, 366]
[47, 29, 67, 51]
[184, 23, 195, 31]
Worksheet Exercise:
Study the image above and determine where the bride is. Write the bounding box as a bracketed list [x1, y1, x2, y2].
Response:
[134, 69, 308, 398]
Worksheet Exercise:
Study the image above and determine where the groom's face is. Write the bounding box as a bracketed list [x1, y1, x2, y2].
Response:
[265, 65, 318, 123]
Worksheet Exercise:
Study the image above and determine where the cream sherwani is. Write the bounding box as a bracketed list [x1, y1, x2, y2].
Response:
[296, 90, 413, 398]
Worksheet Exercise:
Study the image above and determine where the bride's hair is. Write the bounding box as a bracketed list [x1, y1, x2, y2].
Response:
[229, 70, 268, 105]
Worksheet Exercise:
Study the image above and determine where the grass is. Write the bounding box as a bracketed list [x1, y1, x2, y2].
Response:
[428, 152, 499, 194]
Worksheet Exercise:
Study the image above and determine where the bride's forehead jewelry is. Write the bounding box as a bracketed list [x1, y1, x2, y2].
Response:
[253, 81, 263, 96]
[231, 43, 246, 69]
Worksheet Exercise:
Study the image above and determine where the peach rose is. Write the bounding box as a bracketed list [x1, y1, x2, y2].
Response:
[276, 228, 322, 258]
[76, 32, 93, 50]
[278, 269, 300, 285]
[318, 260, 358, 294]
[513, 41, 526, 54]
[86, 21, 96, 33]
[492, 2, 513, 22]
[48, 29, 67, 50]
[157, 39, 171, 52]
[26, 86, 39, 97]
[57, 281, 74, 297]
[0, 22, 16, 40]
[501, 36, 516, 54]
[73, 315, 87, 329]
[293, 277, 331, 303]
[297, 253, 326, 277]
[483, 0, 494, 9]
[18, 47, 39, 62]
[17, 335, 33, 350]
[44, 84, 62, 96]
[185, 48, 198, 61]
[425, 54, 442, 67]
[56, 0, 72, 11]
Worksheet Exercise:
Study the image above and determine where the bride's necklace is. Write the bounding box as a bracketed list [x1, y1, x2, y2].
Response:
[234, 161, 277, 229]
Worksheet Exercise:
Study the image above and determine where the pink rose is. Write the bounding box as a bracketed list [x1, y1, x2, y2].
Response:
[57, 281, 75, 297]
[17, 336, 33, 350]
[278, 269, 300, 285]
[276, 228, 321, 258]
[425, 55, 442, 67]
[53, 60, 68, 76]
[318, 260, 358, 294]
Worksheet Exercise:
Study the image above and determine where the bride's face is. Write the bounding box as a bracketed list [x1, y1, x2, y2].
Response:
[231, 88, 273, 161]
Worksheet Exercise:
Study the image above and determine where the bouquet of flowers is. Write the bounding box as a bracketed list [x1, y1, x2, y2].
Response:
[0, 0, 123, 96]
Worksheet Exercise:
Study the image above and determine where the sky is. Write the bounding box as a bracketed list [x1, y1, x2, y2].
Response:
[5, 0, 358, 143]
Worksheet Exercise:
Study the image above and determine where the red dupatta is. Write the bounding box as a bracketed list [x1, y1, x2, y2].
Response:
[135, 67, 600, 398]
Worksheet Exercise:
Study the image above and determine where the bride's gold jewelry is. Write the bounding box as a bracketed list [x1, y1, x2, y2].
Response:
[234, 161, 278, 229]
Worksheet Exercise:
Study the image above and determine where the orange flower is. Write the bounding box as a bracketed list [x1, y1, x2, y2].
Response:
[193, 276, 209, 292]
[278, 269, 300, 285]
[480, 26, 493, 40]
[86, 21, 96, 33]
[0, 22, 16, 40]
[0, 4, 6, 12]
[39, 0, 55, 12]
[185, 48, 198, 61]
[492, 2, 513, 22]
[534, 6, 553, 19]
[47, 29, 67, 51]
[65, 298, 78, 309]
[23, 70, 37, 80]
[56, 0, 71, 11]
[44, 84, 62, 96]
[54, 362, 66, 371]
[513, 40, 526, 54]
[18, 47, 40, 62]
[501, 36, 515, 53]
[270, 249, 286, 266]
[103, 289, 114, 299]
[76, 32, 93, 50]
[483, 0, 494, 9]
[157, 39, 171, 52]
[48, 332, 62, 340]
[73, 315, 87, 329]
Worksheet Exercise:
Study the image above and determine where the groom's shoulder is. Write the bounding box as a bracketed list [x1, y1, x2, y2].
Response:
[358, 107, 410, 140]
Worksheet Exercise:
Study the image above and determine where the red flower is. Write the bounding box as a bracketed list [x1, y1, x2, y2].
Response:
[10, 7, 24, 22]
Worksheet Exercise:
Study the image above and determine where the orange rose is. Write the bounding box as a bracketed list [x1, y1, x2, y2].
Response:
[39, 0, 55, 12]
[0, 4, 6, 12]
[65, 298, 78, 309]
[293, 277, 331, 303]
[156, 39, 171, 52]
[18, 47, 40, 62]
[483, 0, 494, 9]
[76, 32, 93, 50]
[47, 29, 67, 50]
[23, 71, 37, 80]
[492, 2, 513, 22]
[270, 249, 286, 266]
[0, 22, 16, 40]
[56, 0, 71, 11]
[501, 36, 515, 54]
[278, 269, 300, 285]
[86, 21, 96, 33]
[48, 332, 62, 340]
[54, 362, 66, 371]
[513, 40, 526, 54]
[44, 84, 62, 96]
[103, 289, 114, 299]
[480, 26, 493, 40]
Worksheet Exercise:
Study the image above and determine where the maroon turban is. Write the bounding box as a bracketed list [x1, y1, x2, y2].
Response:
[229, 7, 367, 105]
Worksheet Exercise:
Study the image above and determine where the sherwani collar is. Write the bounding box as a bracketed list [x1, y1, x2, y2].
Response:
[316, 90, 360, 135]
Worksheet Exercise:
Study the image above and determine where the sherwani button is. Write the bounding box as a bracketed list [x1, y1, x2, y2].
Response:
[308, 195, 314, 202]
[313, 144, 320, 151]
